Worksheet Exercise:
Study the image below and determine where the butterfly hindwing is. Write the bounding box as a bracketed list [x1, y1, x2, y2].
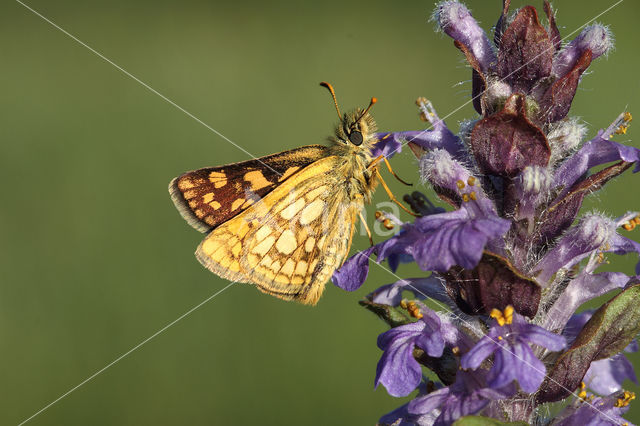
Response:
[169, 145, 329, 233]
[195, 155, 361, 305]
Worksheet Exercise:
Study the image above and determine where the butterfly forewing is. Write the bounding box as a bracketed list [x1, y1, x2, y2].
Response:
[195, 155, 361, 305]
[169, 145, 329, 232]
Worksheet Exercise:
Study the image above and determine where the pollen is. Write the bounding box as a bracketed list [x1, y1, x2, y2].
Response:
[451, 346, 460, 355]
[405, 301, 423, 319]
[467, 176, 476, 186]
[461, 193, 470, 202]
[615, 125, 628, 135]
[622, 216, 640, 231]
[624, 111, 633, 122]
[456, 180, 465, 189]
[469, 191, 477, 201]
[490, 305, 514, 326]
[615, 390, 635, 407]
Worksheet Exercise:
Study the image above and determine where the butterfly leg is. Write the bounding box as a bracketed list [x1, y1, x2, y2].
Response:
[375, 169, 420, 217]
[358, 211, 374, 246]
[383, 157, 412, 186]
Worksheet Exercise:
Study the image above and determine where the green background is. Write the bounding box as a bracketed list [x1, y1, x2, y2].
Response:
[2, 0, 639, 424]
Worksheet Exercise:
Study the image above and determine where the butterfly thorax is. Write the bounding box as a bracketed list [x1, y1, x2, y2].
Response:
[326, 109, 379, 205]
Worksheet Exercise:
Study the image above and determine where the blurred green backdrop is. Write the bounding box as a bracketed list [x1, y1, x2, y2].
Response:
[1, 0, 639, 424]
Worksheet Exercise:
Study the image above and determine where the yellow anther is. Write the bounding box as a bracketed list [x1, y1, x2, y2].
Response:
[405, 301, 423, 319]
[597, 252, 605, 263]
[490, 308, 506, 326]
[419, 112, 429, 122]
[467, 176, 476, 186]
[382, 219, 394, 230]
[375, 211, 383, 219]
[462, 193, 470, 203]
[456, 180, 465, 189]
[623, 222, 635, 231]
[615, 125, 628, 135]
[578, 390, 587, 400]
[624, 112, 633, 122]
[615, 390, 635, 407]
[400, 299, 408, 309]
[634, 217, 640, 225]
[497, 335, 503, 340]
[504, 305, 514, 324]
[416, 97, 428, 106]
[452, 346, 460, 355]
[469, 191, 477, 201]
[580, 382, 586, 390]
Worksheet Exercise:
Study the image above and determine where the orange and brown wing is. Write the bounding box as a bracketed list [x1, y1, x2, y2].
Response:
[169, 145, 329, 233]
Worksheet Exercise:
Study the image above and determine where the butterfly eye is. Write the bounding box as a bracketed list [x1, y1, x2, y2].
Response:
[349, 130, 363, 146]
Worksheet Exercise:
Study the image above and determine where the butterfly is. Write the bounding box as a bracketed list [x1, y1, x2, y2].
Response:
[169, 82, 412, 305]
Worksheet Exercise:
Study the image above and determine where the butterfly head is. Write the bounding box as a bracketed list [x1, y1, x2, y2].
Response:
[320, 82, 378, 152]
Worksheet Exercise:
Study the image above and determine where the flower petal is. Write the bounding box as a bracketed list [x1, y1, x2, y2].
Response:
[412, 208, 511, 272]
[489, 342, 546, 393]
[518, 323, 566, 352]
[460, 336, 496, 370]
[375, 321, 426, 397]
[553, 132, 640, 193]
[414, 310, 446, 358]
[584, 354, 638, 395]
[331, 246, 376, 291]
[544, 273, 631, 333]
[369, 277, 449, 307]
[408, 387, 450, 415]
[435, 1, 496, 73]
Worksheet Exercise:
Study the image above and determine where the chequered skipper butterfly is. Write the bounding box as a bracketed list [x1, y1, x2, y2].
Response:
[169, 82, 410, 305]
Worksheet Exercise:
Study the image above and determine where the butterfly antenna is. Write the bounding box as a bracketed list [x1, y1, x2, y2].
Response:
[356, 97, 377, 122]
[320, 81, 342, 119]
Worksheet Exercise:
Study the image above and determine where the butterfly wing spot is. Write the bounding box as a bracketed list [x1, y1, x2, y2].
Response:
[209, 171, 228, 188]
[280, 198, 306, 220]
[275, 230, 297, 255]
[252, 235, 276, 256]
[281, 259, 296, 276]
[305, 185, 327, 201]
[299, 199, 325, 225]
[210, 201, 222, 210]
[255, 226, 273, 242]
[231, 198, 245, 211]
[304, 237, 315, 252]
[244, 170, 272, 191]
[178, 178, 194, 190]
[202, 193, 214, 203]
[295, 260, 308, 276]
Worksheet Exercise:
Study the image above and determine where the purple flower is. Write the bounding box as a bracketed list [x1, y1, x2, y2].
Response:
[407, 370, 514, 426]
[461, 307, 566, 393]
[375, 309, 446, 397]
[332, 207, 510, 292]
[341, 1, 640, 424]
